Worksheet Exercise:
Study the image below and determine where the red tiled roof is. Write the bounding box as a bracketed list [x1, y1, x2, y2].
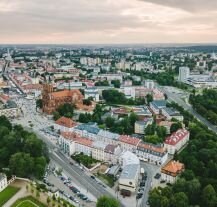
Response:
[119, 135, 141, 146]
[164, 129, 189, 146]
[61, 131, 93, 147]
[51, 89, 83, 99]
[55, 117, 77, 128]
[161, 160, 184, 174]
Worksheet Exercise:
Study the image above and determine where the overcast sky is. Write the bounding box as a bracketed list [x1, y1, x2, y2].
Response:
[0, 0, 217, 44]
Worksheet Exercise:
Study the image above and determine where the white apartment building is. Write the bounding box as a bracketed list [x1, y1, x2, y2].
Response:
[178, 67, 190, 82]
[164, 129, 190, 155]
[136, 143, 168, 165]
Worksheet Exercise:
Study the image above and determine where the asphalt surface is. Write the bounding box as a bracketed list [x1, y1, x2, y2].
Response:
[161, 86, 217, 134]
[13, 96, 125, 206]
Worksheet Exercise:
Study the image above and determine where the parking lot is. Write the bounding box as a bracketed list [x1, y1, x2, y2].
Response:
[43, 164, 96, 207]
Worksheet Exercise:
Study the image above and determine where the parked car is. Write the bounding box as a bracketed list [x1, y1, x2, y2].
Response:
[90, 175, 95, 179]
[154, 173, 161, 179]
[136, 193, 143, 199]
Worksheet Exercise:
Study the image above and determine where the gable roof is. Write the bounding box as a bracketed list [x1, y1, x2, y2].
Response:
[55, 117, 77, 128]
[164, 128, 189, 146]
[161, 160, 184, 174]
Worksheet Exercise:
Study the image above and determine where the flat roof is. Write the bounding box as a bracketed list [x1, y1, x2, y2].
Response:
[119, 164, 140, 180]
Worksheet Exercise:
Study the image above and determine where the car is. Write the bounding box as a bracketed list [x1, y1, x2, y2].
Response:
[59, 190, 64, 194]
[136, 194, 143, 199]
[90, 175, 95, 179]
[154, 173, 161, 179]
[160, 180, 166, 183]
[69, 196, 74, 201]
[140, 182, 146, 187]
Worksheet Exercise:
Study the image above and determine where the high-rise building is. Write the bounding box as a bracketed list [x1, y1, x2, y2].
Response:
[178, 67, 190, 82]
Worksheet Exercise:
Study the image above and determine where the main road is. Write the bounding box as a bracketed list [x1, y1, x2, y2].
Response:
[161, 86, 217, 134]
[13, 95, 125, 206]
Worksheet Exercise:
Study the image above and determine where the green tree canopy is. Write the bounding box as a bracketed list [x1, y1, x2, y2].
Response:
[96, 196, 120, 207]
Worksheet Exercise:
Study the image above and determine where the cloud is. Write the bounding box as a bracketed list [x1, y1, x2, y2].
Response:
[139, 0, 217, 12]
[0, 0, 217, 43]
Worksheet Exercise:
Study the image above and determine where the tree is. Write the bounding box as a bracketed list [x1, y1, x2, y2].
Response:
[144, 134, 162, 144]
[36, 99, 43, 109]
[146, 94, 153, 104]
[26, 184, 29, 192]
[111, 80, 121, 88]
[129, 112, 139, 126]
[156, 126, 167, 140]
[57, 103, 75, 118]
[105, 116, 115, 128]
[53, 111, 61, 121]
[83, 98, 92, 106]
[96, 196, 120, 207]
[170, 122, 182, 133]
[47, 197, 51, 206]
[36, 190, 40, 199]
[9, 152, 34, 177]
[171, 192, 189, 207]
[202, 184, 217, 207]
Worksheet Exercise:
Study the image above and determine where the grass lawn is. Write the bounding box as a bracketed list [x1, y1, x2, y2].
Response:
[11, 196, 46, 207]
[0, 186, 20, 206]
[96, 173, 115, 187]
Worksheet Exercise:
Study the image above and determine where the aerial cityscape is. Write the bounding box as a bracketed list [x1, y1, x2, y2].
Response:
[0, 1, 217, 207]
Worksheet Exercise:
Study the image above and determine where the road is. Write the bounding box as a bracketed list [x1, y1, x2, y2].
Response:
[161, 86, 217, 134]
[13, 95, 125, 206]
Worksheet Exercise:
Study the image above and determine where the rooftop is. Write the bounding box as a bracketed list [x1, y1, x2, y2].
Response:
[164, 128, 189, 146]
[119, 135, 141, 146]
[55, 116, 77, 128]
[119, 164, 140, 180]
[161, 160, 184, 175]
[75, 123, 100, 135]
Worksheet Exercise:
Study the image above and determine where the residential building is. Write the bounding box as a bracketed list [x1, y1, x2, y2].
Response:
[54, 116, 77, 132]
[136, 142, 168, 165]
[150, 100, 167, 114]
[118, 164, 140, 192]
[84, 87, 99, 102]
[134, 118, 153, 134]
[158, 121, 173, 134]
[164, 129, 190, 155]
[119, 135, 141, 152]
[104, 144, 122, 164]
[161, 160, 184, 183]
[178, 67, 190, 82]
[161, 107, 184, 121]
[0, 174, 7, 192]
[145, 80, 155, 89]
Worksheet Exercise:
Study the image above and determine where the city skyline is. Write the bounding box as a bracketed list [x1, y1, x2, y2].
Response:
[0, 0, 217, 44]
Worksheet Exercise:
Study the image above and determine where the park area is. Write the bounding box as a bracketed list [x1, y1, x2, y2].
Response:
[11, 196, 46, 207]
[0, 186, 20, 206]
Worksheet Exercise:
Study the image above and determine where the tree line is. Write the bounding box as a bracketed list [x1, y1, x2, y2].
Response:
[189, 89, 217, 125]
[148, 102, 217, 207]
[0, 116, 48, 179]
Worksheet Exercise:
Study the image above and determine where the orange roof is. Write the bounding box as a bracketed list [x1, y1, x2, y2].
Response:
[138, 142, 166, 154]
[51, 89, 83, 99]
[162, 160, 184, 174]
[55, 117, 77, 128]
[119, 135, 141, 146]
